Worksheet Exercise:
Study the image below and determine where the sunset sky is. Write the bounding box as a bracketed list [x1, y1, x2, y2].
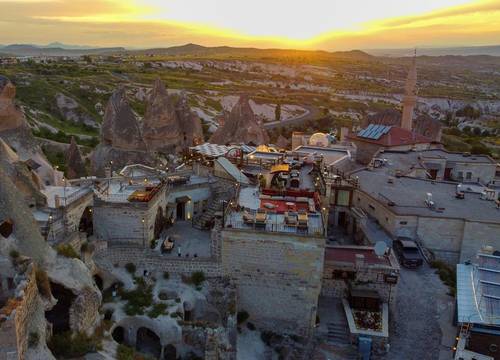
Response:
[1, 0, 499, 50]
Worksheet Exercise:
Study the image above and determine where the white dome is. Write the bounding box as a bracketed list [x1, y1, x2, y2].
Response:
[309, 133, 329, 147]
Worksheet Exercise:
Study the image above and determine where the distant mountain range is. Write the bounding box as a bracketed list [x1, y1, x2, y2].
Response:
[0, 44, 125, 56]
[364, 45, 500, 57]
[0, 42, 499, 58]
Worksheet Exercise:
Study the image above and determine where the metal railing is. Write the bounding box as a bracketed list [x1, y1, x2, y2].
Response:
[225, 218, 324, 236]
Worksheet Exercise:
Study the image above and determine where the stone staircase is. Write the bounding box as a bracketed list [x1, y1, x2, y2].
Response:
[193, 180, 235, 230]
[325, 320, 351, 346]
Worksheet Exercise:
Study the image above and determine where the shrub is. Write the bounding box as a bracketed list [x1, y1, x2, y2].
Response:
[163, 271, 170, 280]
[56, 244, 79, 259]
[190, 271, 205, 287]
[116, 344, 135, 360]
[9, 249, 19, 259]
[121, 280, 153, 316]
[48, 331, 101, 358]
[28, 332, 39, 348]
[148, 303, 168, 318]
[125, 262, 136, 274]
[237, 310, 249, 324]
[246, 322, 256, 331]
[35, 268, 51, 298]
[430, 260, 457, 296]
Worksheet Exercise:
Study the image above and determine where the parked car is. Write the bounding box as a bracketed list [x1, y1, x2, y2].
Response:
[393, 239, 423, 268]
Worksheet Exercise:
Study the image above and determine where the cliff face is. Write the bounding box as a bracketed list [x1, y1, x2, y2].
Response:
[0, 164, 101, 343]
[143, 79, 202, 153]
[101, 87, 146, 151]
[0, 76, 59, 186]
[210, 95, 269, 145]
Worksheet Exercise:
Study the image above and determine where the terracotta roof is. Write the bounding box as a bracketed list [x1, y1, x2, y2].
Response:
[325, 246, 391, 266]
[348, 126, 431, 147]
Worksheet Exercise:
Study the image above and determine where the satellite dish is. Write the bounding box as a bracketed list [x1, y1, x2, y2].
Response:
[374, 241, 388, 257]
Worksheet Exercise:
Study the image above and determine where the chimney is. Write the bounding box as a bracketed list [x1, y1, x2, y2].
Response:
[355, 254, 365, 268]
[54, 195, 61, 208]
[340, 127, 349, 142]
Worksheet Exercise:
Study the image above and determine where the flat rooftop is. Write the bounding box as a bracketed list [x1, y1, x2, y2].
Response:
[293, 146, 350, 166]
[325, 246, 393, 267]
[42, 186, 90, 208]
[96, 178, 163, 203]
[376, 150, 496, 174]
[354, 169, 500, 223]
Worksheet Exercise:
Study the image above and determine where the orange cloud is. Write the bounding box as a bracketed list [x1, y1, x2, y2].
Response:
[0, 0, 498, 50]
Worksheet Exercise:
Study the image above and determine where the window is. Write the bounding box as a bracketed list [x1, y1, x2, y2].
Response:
[332, 270, 355, 280]
[337, 190, 350, 206]
[400, 221, 408, 225]
[466, 172, 472, 180]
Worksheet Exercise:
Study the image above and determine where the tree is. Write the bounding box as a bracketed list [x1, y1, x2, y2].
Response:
[275, 103, 281, 122]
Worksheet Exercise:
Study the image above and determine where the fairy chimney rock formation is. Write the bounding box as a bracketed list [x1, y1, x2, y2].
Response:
[0, 76, 25, 132]
[101, 87, 146, 151]
[65, 136, 86, 179]
[210, 95, 269, 145]
[143, 79, 202, 153]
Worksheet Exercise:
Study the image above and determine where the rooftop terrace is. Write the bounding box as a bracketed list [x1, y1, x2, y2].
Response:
[225, 186, 325, 236]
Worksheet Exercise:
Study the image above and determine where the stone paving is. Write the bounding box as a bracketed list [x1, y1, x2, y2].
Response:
[156, 220, 211, 258]
[386, 264, 453, 360]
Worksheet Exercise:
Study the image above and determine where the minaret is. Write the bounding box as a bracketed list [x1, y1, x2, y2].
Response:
[401, 50, 417, 131]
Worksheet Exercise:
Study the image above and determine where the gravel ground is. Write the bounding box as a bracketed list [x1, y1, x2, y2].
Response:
[386, 263, 450, 360]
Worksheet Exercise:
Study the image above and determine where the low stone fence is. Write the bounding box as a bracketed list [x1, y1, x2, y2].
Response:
[94, 245, 222, 277]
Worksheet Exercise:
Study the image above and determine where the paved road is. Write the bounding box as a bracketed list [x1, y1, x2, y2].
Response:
[263, 105, 321, 130]
[386, 264, 454, 360]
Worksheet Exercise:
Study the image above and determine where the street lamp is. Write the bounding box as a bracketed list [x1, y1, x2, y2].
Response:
[141, 217, 145, 247]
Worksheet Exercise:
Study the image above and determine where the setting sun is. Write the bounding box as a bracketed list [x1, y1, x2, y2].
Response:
[0, 0, 499, 49]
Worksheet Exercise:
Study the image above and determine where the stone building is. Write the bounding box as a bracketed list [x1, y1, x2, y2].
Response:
[321, 245, 399, 304]
[221, 185, 326, 337]
[370, 149, 498, 185]
[348, 124, 439, 164]
[349, 169, 500, 264]
[93, 178, 168, 245]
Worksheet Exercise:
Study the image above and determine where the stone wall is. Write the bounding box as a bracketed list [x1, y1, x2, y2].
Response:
[0, 264, 40, 360]
[220, 229, 324, 337]
[93, 185, 167, 245]
[416, 217, 464, 263]
[94, 246, 222, 277]
[354, 188, 500, 264]
[321, 249, 399, 304]
[460, 221, 500, 263]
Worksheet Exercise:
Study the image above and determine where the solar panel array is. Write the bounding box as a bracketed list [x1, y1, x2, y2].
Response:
[357, 124, 392, 140]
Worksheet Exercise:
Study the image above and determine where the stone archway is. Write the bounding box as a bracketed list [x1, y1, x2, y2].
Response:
[163, 344, 177, 360]
[112, 326, 125, 344]
[136, 327, 162, 359]
[93, 274, 103, 291]
[45, 282, 77, 333]
[79, 206, 93, 235]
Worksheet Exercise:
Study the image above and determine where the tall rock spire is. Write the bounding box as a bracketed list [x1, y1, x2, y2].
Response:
[66, 136, 86, 179]
[401, 50, 417, 131]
